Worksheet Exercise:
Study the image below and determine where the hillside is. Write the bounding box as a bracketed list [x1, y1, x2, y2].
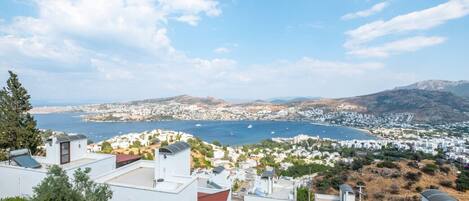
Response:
[342, 89, 469, 123]
[396, 80, 469, 97]
[130, 95, 227, 106]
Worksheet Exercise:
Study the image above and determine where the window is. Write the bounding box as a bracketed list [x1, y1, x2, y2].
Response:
[60, 142, 70, 164]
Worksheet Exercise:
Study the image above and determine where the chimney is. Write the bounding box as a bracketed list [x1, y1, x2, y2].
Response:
[154, 149, 161, 181]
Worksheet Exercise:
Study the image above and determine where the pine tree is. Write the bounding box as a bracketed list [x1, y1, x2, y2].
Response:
[0, 71, 41, 154]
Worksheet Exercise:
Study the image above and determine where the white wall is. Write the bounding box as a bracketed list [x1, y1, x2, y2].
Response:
[158, 149, 190, 178]
[244, 195, 290, 201]
[45, 138, 60, 164]
[45, 138, 88, 165]
[0, 166, 46, 198]
[70, 139, 87, 162]
[107, 177, 198, 201]
[0, 154, 115, 199]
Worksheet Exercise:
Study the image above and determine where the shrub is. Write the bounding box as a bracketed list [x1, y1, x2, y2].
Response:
[439, 166, 451, 174]
[377, 161, 399, 169]
[422, 164, 438, 175]
[390, 184, 400, 194]
[373, 192, 385, 200]
[0, 197, 28, 201]
[456, 169, 469, 192]
[407, 161, 419, 168]
[405, 172, 422, 182]
[415, 186, 423, 192]
[439, 180, 453, 188]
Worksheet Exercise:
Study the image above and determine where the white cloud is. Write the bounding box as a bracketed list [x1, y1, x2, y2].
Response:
[345, 0, 469, 49]
[0, 0, 413, 101]
[341, 1, 389, 20]
[214, 47, 230, 53]
[345, 0, 469, 58]
[175, 15, 200, 26]
[348, 36, 447, 57]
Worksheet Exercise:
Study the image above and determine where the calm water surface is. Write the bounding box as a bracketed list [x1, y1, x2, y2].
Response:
[34, 113, 376, 145]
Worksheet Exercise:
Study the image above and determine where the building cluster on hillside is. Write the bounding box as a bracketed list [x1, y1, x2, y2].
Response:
[88, 129, 194, 151]
[74, 101, 418, 129]
[1, 128, 464, 201]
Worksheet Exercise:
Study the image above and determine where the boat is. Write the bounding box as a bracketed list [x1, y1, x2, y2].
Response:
[271, 131, 275, 134]
[195, 124, 202, 127]
[247, 124, 253, 129]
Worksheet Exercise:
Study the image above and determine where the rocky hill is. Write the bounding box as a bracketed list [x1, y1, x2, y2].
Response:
[396, 80, 469, 97]
[341, 89, 469, 123]
[130, 95, 227, 106]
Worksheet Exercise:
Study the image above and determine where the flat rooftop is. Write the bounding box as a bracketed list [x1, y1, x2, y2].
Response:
[270, 179, 295, 200]
[0, 153, 114, 172]
[95, 160, 196, 193]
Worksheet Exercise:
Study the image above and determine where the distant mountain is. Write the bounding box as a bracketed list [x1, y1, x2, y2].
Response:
[130, 95, 227, 106]
[396, 80, 469, 97]
[342, 89, 469, 123]
[267, 96, 320, 104]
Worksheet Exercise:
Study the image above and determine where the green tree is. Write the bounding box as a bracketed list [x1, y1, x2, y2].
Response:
[0, 71, 41, 154]
[32, 165, 112, 201]
[100, 141, 113, 154]
[212, 140, 221, 147]
[456, 170, 469, 192]
[130, 140, 141, 148]
[296, 187, 313, 201]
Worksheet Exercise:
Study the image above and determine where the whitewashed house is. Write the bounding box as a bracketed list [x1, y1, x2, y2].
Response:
[0, 134, 116, 199]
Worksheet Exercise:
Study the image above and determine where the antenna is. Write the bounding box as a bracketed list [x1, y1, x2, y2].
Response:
[357, 185, 365, 201]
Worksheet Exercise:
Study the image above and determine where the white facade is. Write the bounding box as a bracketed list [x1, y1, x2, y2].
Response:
[155, 147, 191, 179]
[95, 160, 198, 201]
[0, 135, 116, 199]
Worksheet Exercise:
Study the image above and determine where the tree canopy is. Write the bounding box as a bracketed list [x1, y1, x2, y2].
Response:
[32, 165, 112, 201]
[0, 71, 41, 154]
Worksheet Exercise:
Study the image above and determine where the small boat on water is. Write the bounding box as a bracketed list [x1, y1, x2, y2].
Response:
[195, 124, 202, 127]
[271, 131, 275, 134]
[247, 124, 253, 129]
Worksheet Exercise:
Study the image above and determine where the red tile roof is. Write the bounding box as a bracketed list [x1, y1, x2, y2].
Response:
[198, 190, 230, 201]
[116, 154, 141, 163]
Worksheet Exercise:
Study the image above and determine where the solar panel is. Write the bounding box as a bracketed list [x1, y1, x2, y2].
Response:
[12, 155, 42, 169]
[159, 141, 190, 154]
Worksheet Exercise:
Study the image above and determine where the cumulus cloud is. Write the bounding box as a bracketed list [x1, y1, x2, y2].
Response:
[345, 0, 469, 57]
[0, 0, 413, 101]
[341, 2, 389, 20]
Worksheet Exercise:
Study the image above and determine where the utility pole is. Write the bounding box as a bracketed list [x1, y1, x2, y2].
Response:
[357, 185, 365, 201]
[308, 167, 312, 201]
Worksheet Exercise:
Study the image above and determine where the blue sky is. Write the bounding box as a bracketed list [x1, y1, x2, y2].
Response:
[0, 0, 468, 104]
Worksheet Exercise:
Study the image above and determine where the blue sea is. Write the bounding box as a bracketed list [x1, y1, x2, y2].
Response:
[34, 112, 376, 145]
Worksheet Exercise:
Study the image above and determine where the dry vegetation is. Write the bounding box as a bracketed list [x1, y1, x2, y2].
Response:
[338, 160, 469, 201]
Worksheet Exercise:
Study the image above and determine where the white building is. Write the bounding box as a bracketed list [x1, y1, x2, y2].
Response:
[244, 168, 296, 201]
[0, 134, 116, 199]
[95, 141, 231, 201]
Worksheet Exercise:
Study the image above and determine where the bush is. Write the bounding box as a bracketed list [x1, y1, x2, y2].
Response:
[373, 192, 385, 200]
[407, 161, 419, 168]
[32, 165, 112, 201]
[377, 161, 399, 169]
[439, 180, 453, 188]
[456, 170, 469, 192]
[415, 186, 423, 192]
[439, 165, 451, 174]
[390, 184, 400, 194]
[0, 197, 28, 201]
[422, 164, 438, 175]
[405, 172, 422, 182]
